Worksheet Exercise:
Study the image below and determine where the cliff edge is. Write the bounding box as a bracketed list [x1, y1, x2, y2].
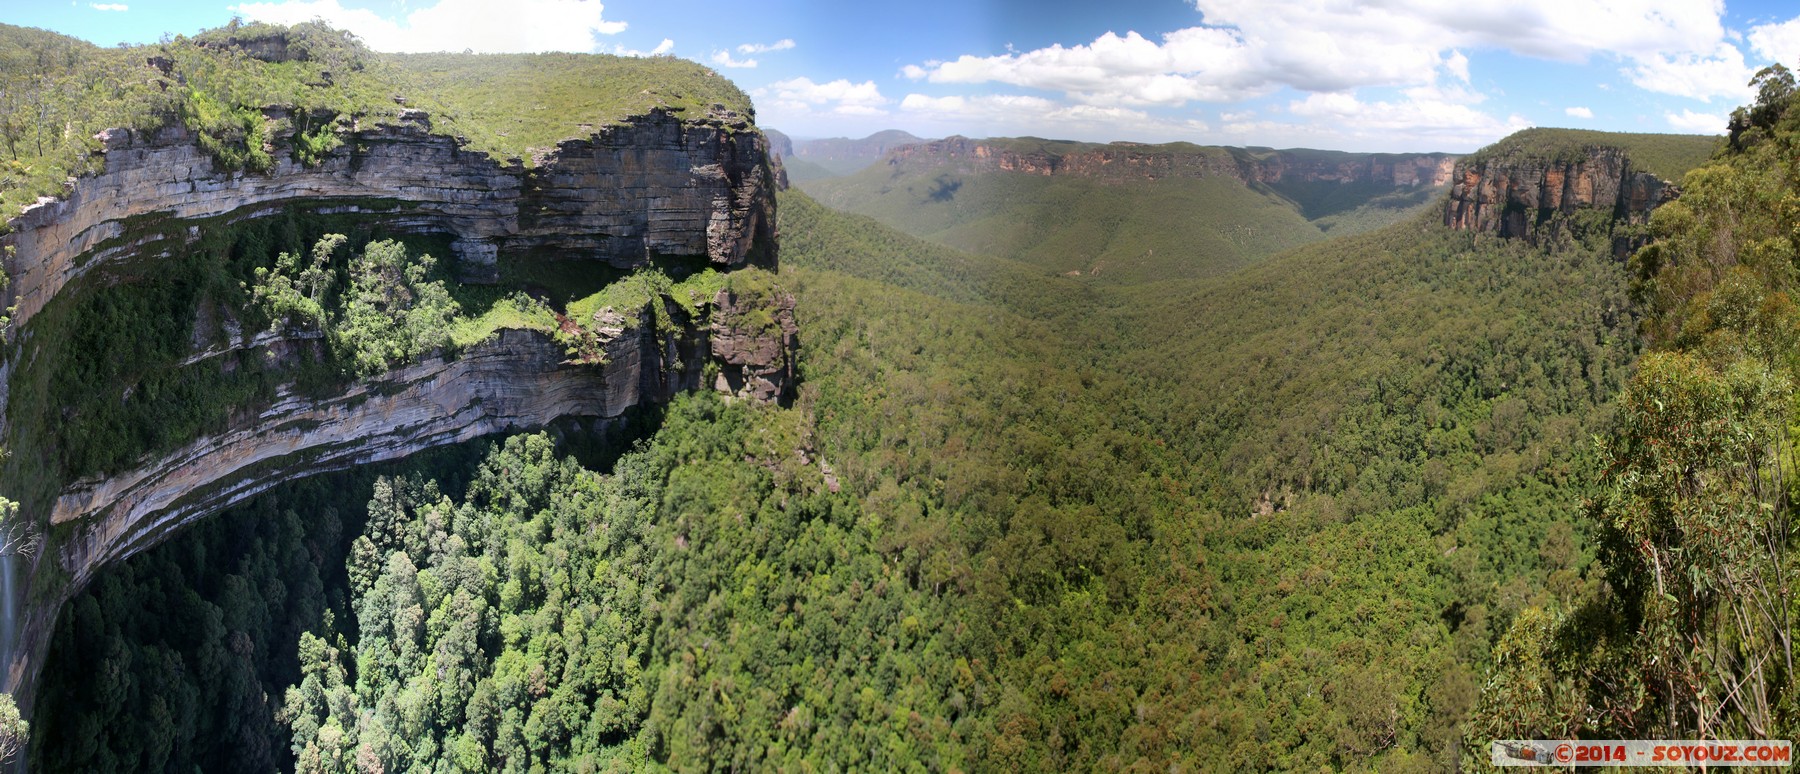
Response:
[1441, 128, 1717, 246]
[0, 36, 794, 707]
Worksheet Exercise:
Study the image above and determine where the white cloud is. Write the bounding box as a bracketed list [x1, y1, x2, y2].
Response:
[1625, 42, 1754, 102]
[737, 39, 794, 55]
[1263, 90, 1530, 150]
[1566, 106, 1594, 118]
[922, 28, 1279, 106]
[90, 2, 127, 10]
[1443, 50, 1471, 83]
[1748, 17, 1800, 65]
[1666, 108, 1727, 133]
[613, 38, 673, 57]
[896, 93, 1209, 139]
[715, 38, 795, 67]
[906, 0, 1739, 108]
[1378, 0, 1726, 61]
[710, 50, 757, 68]
[755, 77, 889, 117]
[231, 0, 626, 53]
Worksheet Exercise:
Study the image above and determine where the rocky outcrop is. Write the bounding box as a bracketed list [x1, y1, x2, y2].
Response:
[1443, 146, 1678, 241]
[711, 286, 798, 404]
[49, 322, 689, 588]
[2, 107, 776, 328]
[6, 297, 754, 692]
[884, 136, 1458, 188]
[0, 108, 792, 702]
[764, 127, 795, 160]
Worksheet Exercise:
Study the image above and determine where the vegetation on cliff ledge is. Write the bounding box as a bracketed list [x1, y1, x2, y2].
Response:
[0, 20, 752, 219]
[251, 234, 461, 377]
[1462, 127, 1719, 182]
[22, 15, 1791, 774]
[35, 178, 1661, 772]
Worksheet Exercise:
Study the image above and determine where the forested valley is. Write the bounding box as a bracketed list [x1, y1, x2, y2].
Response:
[41, 132, 1746, 773]
[12, 15, 1800, 774]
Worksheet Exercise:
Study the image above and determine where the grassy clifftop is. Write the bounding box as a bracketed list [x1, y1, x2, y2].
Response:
[0, 21, 753, 218]
[390, 51, 752, 160]
[1463, 127, 1720, 181]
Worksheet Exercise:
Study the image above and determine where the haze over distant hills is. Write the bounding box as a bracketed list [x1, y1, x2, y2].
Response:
[800, 134, 1463, 281]
[765, 128, 932, 181]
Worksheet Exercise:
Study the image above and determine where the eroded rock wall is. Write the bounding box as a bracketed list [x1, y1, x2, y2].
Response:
[1443, 146, 1678, 241]
[49, 320, 694, 591]
[1, 108, 776, 329]
[711, 286, 799, 404]
[0, 109, 792, 702]
[883, 136, 1458, 187]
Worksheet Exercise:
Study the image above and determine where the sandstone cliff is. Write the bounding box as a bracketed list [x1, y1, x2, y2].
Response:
[0, 105, 793, 699]
[2, 106, 776, 330]
[711, 284, 799, 403]
[883, 136, 1458, 188]
[1442, 145, 1678, 242]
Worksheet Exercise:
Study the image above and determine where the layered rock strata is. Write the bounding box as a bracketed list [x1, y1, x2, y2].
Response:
[1, 107, 776, 329]
[1443, 146, 1678, 241]
[49, 318, 700, 591]
[885, 136, 1458, 188]
[0, 109, 790, 700]
[711, 286, 799, 404]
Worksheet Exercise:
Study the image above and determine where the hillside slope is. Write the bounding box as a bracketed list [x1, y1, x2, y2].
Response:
[780, 129, 929, 176]
[1470, 67, 1800, 748]
[775, 187, 1641, 769]
[26, 125, 1703, 769]
[8, 14, 1751, 770]
[0, 20, 791, 733]
[761, 125, 1718, 768]
[802, 137, 1459, 282]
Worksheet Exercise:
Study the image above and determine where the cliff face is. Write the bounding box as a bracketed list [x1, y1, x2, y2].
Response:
[2, 107, 775, 328]
[710, 285, 800, 404]
[51, 322, 695, 590]
[884, 136, 1459, 188]
[0, 108, 791, 697]
[1443, 146, 1678, 241]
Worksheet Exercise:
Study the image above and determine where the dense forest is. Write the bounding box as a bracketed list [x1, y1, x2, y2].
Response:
[14, 15, 1800, 774]
[1471, 64, 1800, 746]
[31, 155, 1709, 773]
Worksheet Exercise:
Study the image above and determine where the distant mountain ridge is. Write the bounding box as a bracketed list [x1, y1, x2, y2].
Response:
[800, 134, 1464, 282]
[883, 136, 1459, 191]
[797, 129, 927, 164]
[765, 129, 932, 176]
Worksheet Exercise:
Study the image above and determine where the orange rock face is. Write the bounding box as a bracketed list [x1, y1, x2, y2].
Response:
[1442, 146, 1678, 241]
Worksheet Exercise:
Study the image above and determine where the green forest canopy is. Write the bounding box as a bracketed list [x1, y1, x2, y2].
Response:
[17, 16, 1798, 774]
[33, 179, 1703, 773]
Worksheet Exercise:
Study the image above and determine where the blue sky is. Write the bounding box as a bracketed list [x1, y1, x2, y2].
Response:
[11, 0, 1800, 151]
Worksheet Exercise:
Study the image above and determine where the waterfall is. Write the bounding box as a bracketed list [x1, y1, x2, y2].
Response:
[0, 547, 13, 694]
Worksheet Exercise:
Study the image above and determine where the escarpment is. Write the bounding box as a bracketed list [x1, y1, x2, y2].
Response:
[0, 106, 792, 699]
[884, 136, 1458, 188]
[1443, 145, 1679, 243]
[2, 106, 775, 330]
